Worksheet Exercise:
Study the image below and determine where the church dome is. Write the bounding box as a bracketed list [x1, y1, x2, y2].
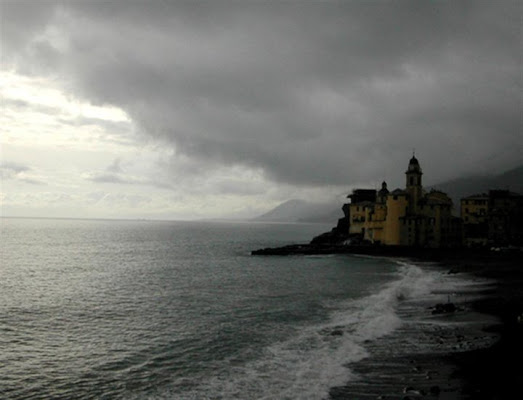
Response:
[407, 155, 422, 173]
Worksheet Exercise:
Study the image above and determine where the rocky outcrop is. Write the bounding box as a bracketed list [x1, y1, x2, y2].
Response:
[310, 216, 352, 245]
[251, 244, 346, 256]
[251, 244, 408, 256]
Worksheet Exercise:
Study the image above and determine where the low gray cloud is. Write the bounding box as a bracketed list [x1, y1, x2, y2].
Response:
[86, 172, 174, 190]
[57, 116, 130, 132]
[0, 161, 46, 185]
[2, 1, 521, 189]
[0, 161, 30, 175]
[87, 173, 133, 185]
[85, 159, 173, 190]
[106, 158, 123, 174]
[2, 98, 67, 119]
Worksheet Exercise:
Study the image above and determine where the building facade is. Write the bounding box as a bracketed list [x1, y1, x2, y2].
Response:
[461, 194, 489, 247]
[461, 190, 523, 247]
[344, 155, 460, 248]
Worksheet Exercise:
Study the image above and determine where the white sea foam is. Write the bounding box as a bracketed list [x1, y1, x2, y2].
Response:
[160, 261, 449, 400]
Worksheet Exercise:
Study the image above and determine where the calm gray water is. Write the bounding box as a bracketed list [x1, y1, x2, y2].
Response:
[1, 218, 443, 399]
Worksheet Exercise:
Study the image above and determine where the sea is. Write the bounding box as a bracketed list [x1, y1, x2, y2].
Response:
[0, 218, 493, 400]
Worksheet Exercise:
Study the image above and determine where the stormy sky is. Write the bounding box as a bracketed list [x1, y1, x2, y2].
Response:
[1, 1, 521, 219]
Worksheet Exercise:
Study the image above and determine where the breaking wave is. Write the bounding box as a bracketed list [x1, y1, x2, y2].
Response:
[152, 261, 444, 400]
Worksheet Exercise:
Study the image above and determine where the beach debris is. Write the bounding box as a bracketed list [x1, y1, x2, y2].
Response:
[403, 386, 425, 395]
[432, 302, 457, 314]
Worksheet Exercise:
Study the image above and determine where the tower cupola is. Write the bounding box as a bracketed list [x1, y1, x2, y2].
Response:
[405, 154, 423, 213]
[406, 154, 423, 187]
[407, 155, 422, 173]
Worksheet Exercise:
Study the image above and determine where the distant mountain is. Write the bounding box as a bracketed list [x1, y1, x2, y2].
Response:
[429, 164, 523, 206]
[253, 199, 342, 224]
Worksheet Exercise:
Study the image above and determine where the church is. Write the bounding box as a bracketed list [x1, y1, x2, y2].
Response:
[343, 155, 461, 248]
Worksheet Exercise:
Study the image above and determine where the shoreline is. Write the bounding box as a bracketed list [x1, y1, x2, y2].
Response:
[328, 257, 510, 399]
[341, 253, 521, 399]
[251, 243, 520, 260]
[253, 245, 522, 398]
[441, 254, 523, 399]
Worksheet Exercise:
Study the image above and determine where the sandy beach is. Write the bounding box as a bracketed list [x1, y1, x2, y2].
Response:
[446, 252, 523, 399]
[328, 251, 523, 400]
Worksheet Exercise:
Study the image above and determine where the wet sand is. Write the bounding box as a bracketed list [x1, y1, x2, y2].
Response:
[447, 252, 523, 399]
[329, 252, 523, 400]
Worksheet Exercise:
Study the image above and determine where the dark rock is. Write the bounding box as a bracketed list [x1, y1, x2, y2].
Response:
[310, 231, 340, 245]
[432, 302, 457, 314]
[429, 385, 441, 395]
[310, 223, 351, 245]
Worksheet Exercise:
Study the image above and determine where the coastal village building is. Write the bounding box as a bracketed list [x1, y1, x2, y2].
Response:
[343, 155, 460, 248]
[461, 190, 523, 247]
[328, 155, 522, 249]
[309, 155, 523, 250]
[461, 194, 489, 247]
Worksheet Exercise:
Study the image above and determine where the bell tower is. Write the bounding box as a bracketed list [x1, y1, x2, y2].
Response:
[405, 153, 423, 213]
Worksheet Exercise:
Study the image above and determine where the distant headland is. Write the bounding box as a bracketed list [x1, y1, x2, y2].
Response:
[253, 155, 523, 256]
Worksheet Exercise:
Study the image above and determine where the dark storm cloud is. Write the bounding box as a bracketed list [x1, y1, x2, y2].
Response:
[2, 0, 521, 187]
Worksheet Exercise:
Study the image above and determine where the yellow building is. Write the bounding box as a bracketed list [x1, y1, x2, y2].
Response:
[346, 155, 459, 248]
[348, 202, 370, 236]
[365, 202, 387, 243]
[383, 189, 408, 245]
